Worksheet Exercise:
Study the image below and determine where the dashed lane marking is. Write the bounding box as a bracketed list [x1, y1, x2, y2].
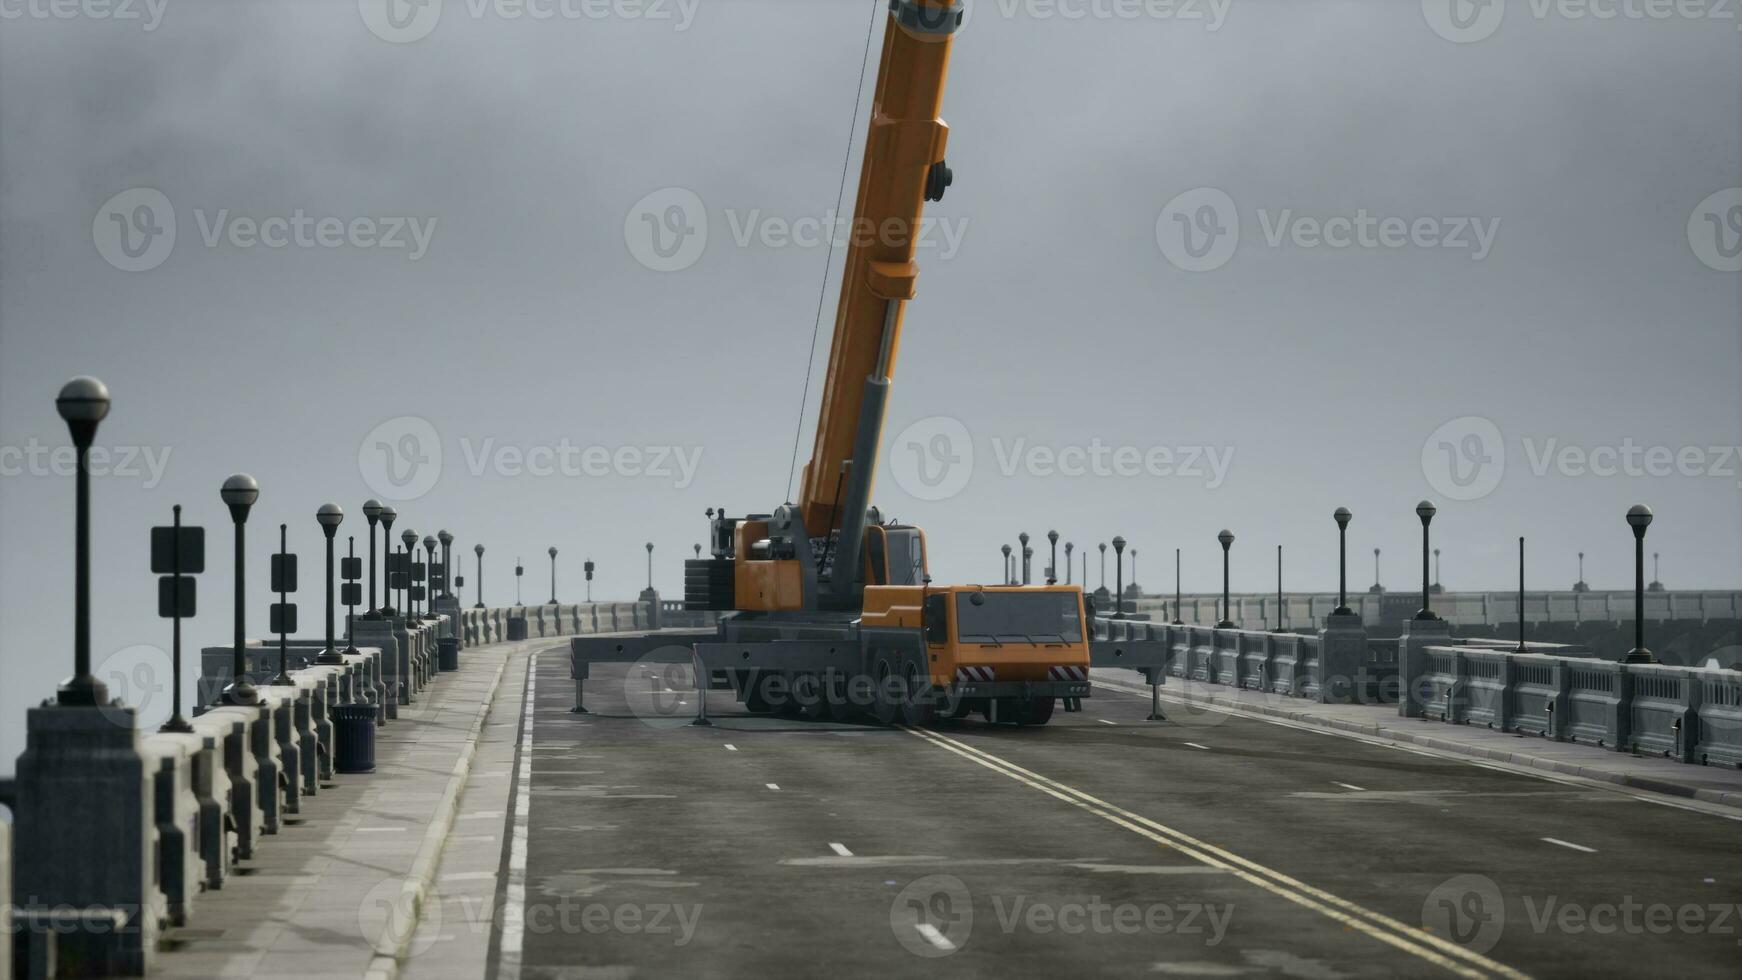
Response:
[1182, 742, 1211, 751]
[914, 922, 956, 952]
[829, 842, 854, 857]
[766, 783, 781, 791]
[1541, 837, 1597, 854]
[1335, 782, 1367, 792]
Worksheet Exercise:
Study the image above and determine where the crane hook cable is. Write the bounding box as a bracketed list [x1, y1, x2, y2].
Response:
[784, 0, 884, 504]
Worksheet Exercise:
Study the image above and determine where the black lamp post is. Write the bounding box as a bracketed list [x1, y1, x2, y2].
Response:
[1001, 544, 1012, 584]
[1275, 544, 1284, 633]
[1111, 535, 1126, 618]
[1433, 547, 1443, 594]
[438, 530, 453, 599]
[1333, 507, 1352, 616]
[645, 542, 654, 591]
[378, 505, 398, 616]
[515, 558, 524, 604]
[550, 546, 559, 604]
[1516, 536, 1526, 654]
[1063, 539, 1073, 585]
[316, 504, 345, 664]
[1216, 530, 1235, 628]
[1172, 547, 1183, 625]
[584, 559, 595, 602]
[401, 527, 417, 619]
[220, 473, 261, 706]
[423, 535, 438, 620]
[1371, 547, 1382, 594]
[362, 498, 382, 616]
[473, 543, 486, 608]
[1098, 542, 1107, 592]
[54, 376, 111, 707]
[343, 535, 360, 655]
[1414, 500, 1437, 621]
[1623, 505, 1655, 664]
[1649, 552, 1664, 592]
[1574, 551, 1589, 592]
[1047, 530, 1059, 585]
[1019, 532, 1031, 585]
[1131, 549, 1138, 595]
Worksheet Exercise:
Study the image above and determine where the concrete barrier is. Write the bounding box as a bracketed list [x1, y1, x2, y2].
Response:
[1696, 671, 1742, 767]
[140, 736, 200, 928]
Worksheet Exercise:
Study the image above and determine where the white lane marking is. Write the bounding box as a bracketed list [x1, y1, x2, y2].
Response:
[914, 922, 956, 952]
[724, 744, 737, 751]
[1182, 742, 1211, 751]
[441, 871, 497, 882]
[1098, 719, 1118, 726]
[829, 842, 854, 857]
[1091, 675, 1742, 824]
[354, 826, 407, 833]
[1335, 782, 1367, 792]
[498, 652, 537, 980]
[1541, 837, 1597, 854]
[766, 783, 781, 791]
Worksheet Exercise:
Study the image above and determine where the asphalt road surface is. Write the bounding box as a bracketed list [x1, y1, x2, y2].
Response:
[491, 651, 1742, 979]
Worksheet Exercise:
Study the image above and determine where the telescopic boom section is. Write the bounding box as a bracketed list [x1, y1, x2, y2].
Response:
[796, 0, 960, 562]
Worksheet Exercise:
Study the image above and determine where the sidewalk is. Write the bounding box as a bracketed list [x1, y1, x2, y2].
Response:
[151, 639, 546, 980]
[1093, 671, 1742, 811]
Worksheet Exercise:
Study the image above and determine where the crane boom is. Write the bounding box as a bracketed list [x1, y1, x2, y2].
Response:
[795, 0, 960, 568]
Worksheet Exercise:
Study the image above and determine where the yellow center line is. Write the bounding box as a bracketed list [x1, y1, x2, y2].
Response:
[900, 725, 1530, 980]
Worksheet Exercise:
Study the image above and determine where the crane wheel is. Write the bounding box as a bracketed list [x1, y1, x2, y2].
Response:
[900, 660, 937, 727]
[1013, 696, 1056, 727]
[871, 657, 902, 725]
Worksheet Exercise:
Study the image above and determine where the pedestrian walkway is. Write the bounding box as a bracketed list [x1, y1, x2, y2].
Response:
[152, 639, 548, 980]
[1093, 670, 1742, 811]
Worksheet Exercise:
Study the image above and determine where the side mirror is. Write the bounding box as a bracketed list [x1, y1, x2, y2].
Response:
[924, 594, 949, 645]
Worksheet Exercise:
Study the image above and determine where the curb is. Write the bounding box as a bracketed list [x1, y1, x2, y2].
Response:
[363, 653, 511, 980]
[1096, 674, 1742, 814]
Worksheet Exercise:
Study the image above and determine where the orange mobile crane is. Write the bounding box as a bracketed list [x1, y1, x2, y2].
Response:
[573, 0, 1167, 726]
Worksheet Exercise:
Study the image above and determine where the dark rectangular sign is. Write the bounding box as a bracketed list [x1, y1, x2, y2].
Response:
[388, 553, 410, 576]
[271, 553, 298, 593]
[341, 582, 363, 607]
[409, 585, 426, 602]
[269, 602, 298, 635]
[389, 571, 409, 590]
[412, 561, 426, 583]
[157, 575, 195, 618]
[341, 556, 363, 581]
[150, 526, 206, 574]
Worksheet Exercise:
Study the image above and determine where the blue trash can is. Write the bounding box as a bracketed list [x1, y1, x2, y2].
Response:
[438, 636, 460, 672]
[333, 702, 376, 774]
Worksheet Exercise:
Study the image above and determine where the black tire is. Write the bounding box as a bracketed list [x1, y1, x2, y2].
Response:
[900, 659, 937, 727]
[1013, 696, 1056, 727]
[871, 656, 901, 726]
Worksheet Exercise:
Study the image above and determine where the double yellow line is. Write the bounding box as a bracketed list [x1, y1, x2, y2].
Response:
[900, 725, 1530, 980]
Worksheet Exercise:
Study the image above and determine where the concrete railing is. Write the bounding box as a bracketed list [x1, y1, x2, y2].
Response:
[1119, 590, 1741, 632]
[453, 597, 721, 649]
[1400, 643, 1742, 767]
[5, 610, 477, 976]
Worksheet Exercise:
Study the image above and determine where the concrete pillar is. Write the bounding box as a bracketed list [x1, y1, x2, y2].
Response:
[352, 618, 402, 714]
[1397, 616, 1453, 718]
[10, 706, 159, 976]
[1316, 612, 1370, 704]
[640, 588, 663, 631]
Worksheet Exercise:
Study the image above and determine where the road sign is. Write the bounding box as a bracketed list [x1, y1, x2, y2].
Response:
[412, 561, 426, 583]
[271, 553, 298, 593]
[390, 571, 409, 590]
[270, 602, 298, 634]
[150, 525, 205, 574]
[157, 576, 195, 618]
[388, 552, 410, 576]
[410, 585, 426, 602]
[341, 556, 362, 581]
[341, 582, 362, 607]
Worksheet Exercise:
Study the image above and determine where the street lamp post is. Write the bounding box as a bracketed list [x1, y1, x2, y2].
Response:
[378, 505, 398, 617]
[220, 473, 261, 706]
[439, 530, 453, 599]
[401, 528, 417, 619]
[1333, 507, 1352, 617]
[54, 377, 111, 707]
[1415, 501, 1437, 621]
[1019, 532, 1030, 585]
[1063, 540, 1073, 585]
[1623, 505, 1655, 664]
[645, 542, 655, 591]
[1111, 536, 1126, 618]
[316, 504, 345, 664]
[343, 535, 360, 655]
[363, 499, 382, 616]
[550, 546, 559, 604]
[423, 535, 438, 620]
[515, 558, 524, 605]
[1275, 544, 1284, 633]
[1371, 547, 1382, 594]
[1098, 542, 1107, 592]
[1047, 530, 1059, 586]
[1516, 536, 1526, 654]
[1001, 544, 1011, 584]
[474, 544, 485, 608]
[1433, 547, 1442, 594]
[1217, 530, 1235, 628]
[585, 559, 595, 602]
[1173, 547, 1183, 625]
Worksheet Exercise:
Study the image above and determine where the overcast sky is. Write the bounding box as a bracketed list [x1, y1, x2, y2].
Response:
[2, 0, 1739, 769]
